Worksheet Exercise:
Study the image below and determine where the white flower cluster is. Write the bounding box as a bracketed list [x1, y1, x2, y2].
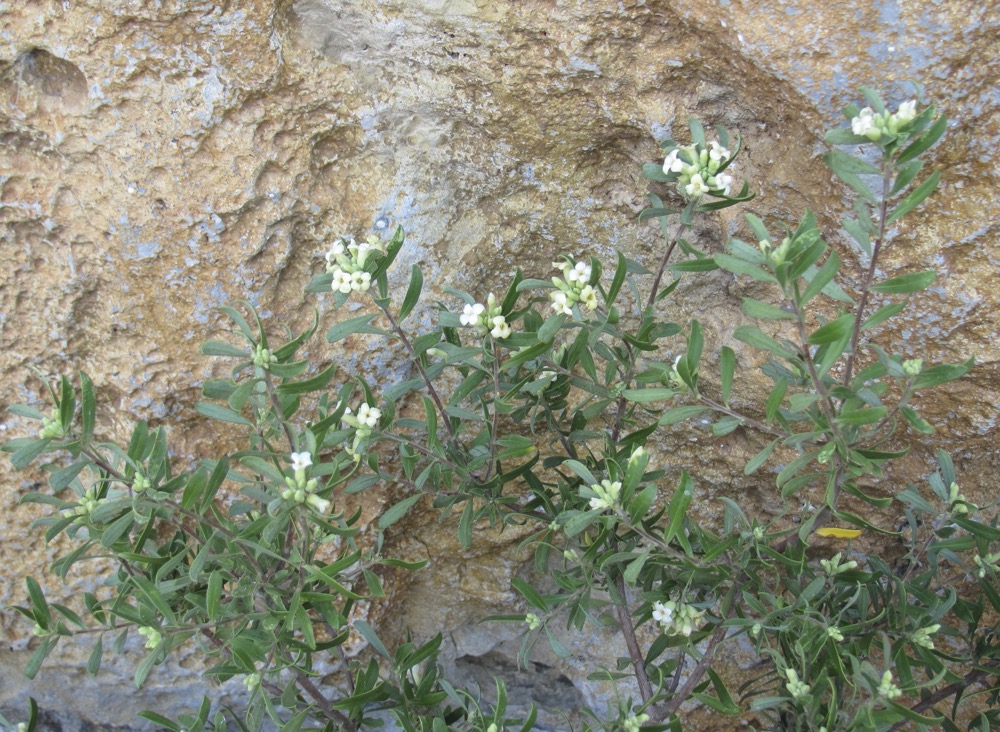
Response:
[341, 402, 382, 457]
[550, 258, 598, 316]
[662, 139, 734, 200]
[325, 235, 385, 294]
[651, 599, 705, 637]
[281, 451, 330, 513]
[587, 479, 621, 511]
[459, 293, 512, 340]
[851, 100, 917, 141]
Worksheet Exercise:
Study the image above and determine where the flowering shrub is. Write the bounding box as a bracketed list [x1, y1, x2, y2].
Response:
[4, 87, 999, 732]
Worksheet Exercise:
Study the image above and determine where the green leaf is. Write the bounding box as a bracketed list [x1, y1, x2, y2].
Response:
[562, 460, 597, 485]
[606, 252, 628, 307]
[58, 375, 75, 436]
[663, 472, 694, 548]
[24, 636, 59, 680]
[378, 494, 422, 530]
[623, 388, 676, 403]
[896, 113, 947, 165]
[744, 439, 778, 475]
[79, 372, 95, 447]
[741, 297, 794, 321]
[824, 148, 879, 175]
[26, 577, 51, 628]
[765, 378, 787, 421]
[458, 499, 473, 549]
[398, 265, 423, 322]
[913, 358, 974, 389]
[733, 326, 796, 360]
[862, 302, 906, 330]
[715, 254, 777, 283]
[870, 270, 935, 294]
[885, 171, 940, 224]
[199, 340, 248, 358]
[658, 406, 708, 426]
[276, 363, 337, 396]
[87, 634, 103, 675]
[807, 314, 854, 345]
[900, 406, 935, 434]
[196, 402, 251, 427]
[512, 577, 548, 611]
[800, 251, 841, 305]
[719, 346, 735, 407]
[326, 314, 382, 344]
[837, 405, 888, 425]
[11, 439, 52, 470]
[207, 571, 223, 619]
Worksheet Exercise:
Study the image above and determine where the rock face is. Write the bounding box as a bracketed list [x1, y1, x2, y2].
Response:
[1, 0, 996, 727]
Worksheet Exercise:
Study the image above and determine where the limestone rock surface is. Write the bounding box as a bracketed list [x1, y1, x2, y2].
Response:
[0, 0, 996, 727]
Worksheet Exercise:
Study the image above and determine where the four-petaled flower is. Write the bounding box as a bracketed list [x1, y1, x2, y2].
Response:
[458, 293, 512, 340]
[291, 452, 313, 472]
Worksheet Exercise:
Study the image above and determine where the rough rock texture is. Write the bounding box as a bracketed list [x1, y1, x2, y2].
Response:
[0, 0, 997, 728]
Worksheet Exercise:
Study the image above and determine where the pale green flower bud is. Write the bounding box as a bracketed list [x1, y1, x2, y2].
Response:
[38, 410, 67, 440]
[912, 624, 940, 650]
[902, 358, 923, 376]
[820, 552, 858, 576]
[827, 626, 844, 642]
[138, 626, 163, 650]
[524, 613, 541, 631]
[784, 668, 811, 700]
[877, 670, 902, 699]
[244, 672, 261, 691]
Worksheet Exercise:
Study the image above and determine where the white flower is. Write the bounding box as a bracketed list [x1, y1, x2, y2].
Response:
[490, 315, 512, 340]
[895, 100, 917, 124]
[566, 260, 591, 284]
[306, 493, 331, 513]
[291, 452, 312, 472]
[712, 172, 733, 196]
[550, 291, 573, 316]
[327, 240, 346, 259]
[684, 173, 709, 198]
[356, 403, 381, 428]
[579, 285, 598, 310]
[709, 140, 730, 162]
[851, 107, 882, 140]
[350, 270, 371, 291]
[651, 601, 674, 626]
[460, 302, 485, 327]
[331, 268, 353, 294]
[663, 148, 685, 174]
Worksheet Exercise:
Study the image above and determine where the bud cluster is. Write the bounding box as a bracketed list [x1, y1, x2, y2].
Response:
[651, 599, 705, 637]
[281, 451, 330, 513]
[587, 479, 622, 511]
[662, 139, 734, 200]
[549, 258, 599, 316]
[459, 293, 512, 340]
[325, 235, 385, 294]
[850, 100, 917, 141]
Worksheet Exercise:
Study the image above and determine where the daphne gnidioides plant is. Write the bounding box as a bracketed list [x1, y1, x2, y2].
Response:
[4, 86, 998, 732]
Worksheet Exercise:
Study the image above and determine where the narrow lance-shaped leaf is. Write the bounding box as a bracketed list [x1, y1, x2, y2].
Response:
[719, 346, 735, 407]
[885, 171, 940, 224]
[870, 270, 935, 294]
[79, 372, 95, 447]
[398, 265, 423, 322]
